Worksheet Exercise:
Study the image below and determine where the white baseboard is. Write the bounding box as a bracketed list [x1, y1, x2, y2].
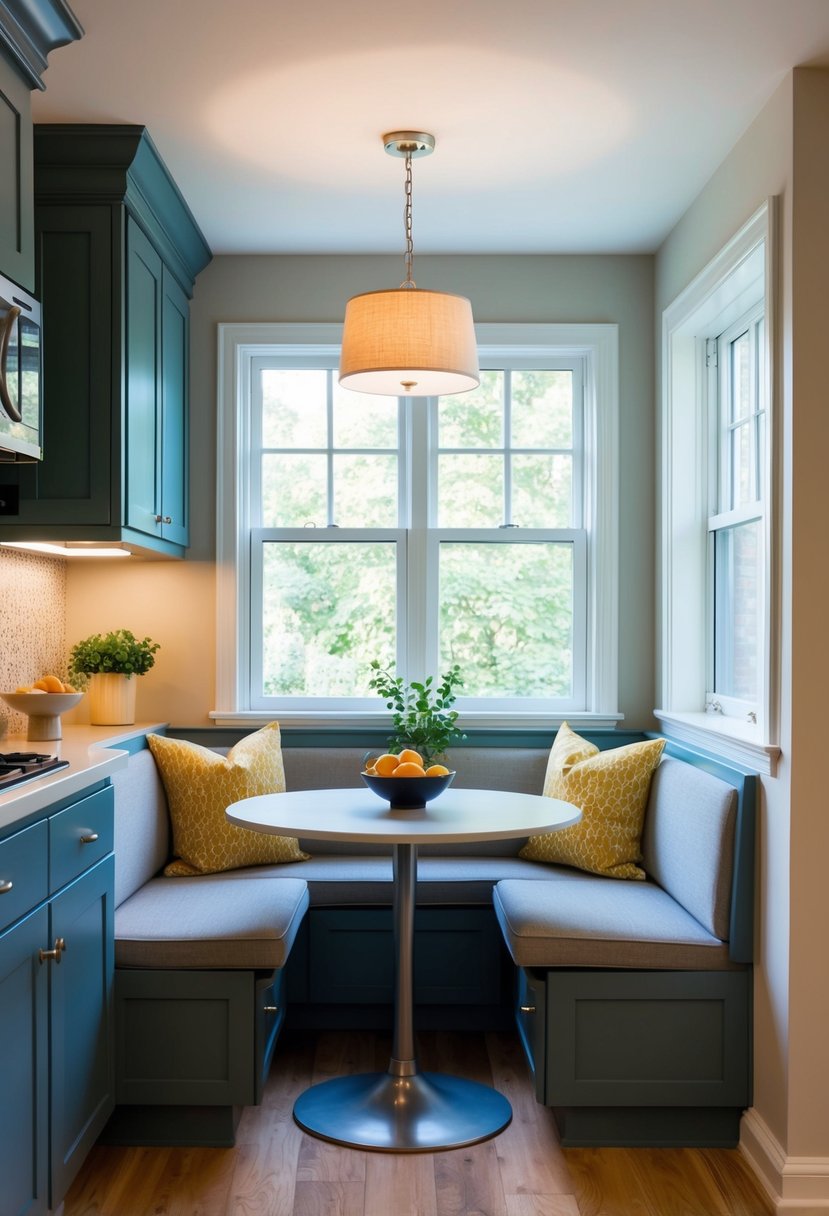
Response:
[742, 1109, 829, 1213]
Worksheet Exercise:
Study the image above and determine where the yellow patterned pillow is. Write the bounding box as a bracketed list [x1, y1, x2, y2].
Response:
[520, 722, 665, 880]
[147, 723, 309, 876]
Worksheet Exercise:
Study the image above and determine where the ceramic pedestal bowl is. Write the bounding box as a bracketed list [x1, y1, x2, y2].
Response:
[0, 692, 84, 741]
[361, 770, 455, 810]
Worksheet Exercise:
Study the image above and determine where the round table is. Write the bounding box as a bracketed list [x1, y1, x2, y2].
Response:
[227, 784, 580, 1152]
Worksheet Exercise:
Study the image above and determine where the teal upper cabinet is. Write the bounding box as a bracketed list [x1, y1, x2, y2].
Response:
[0, 1, 83, 290]
[2, 125, 211, 558]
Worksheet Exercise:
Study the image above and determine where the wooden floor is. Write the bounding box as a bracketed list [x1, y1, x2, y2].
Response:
[64, 1030, 774, 1216]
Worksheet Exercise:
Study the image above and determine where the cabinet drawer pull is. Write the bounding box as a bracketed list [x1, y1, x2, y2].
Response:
[154, 514, 173, 524]
[519, 1004, 536, 1015]
[39, 937, 66, 964]
[263, 1005, 279, 1014]
[0, 879, 12, 894]
[80, 832, 99, 844]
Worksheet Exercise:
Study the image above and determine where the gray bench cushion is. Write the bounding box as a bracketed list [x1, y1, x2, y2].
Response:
[114, 875, 309, 970]
[641, 755, 737, 940]
[213, 854, 558, 905]
[493, 877, 738, 970]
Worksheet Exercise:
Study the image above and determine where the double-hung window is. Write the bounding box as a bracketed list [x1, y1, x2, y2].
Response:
[659, 201, 777, 772]
[216, 324, 619, 726]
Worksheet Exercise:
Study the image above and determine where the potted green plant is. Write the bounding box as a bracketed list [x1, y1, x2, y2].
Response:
[368, 661, 465, 768]
[69, 629, 160, 725]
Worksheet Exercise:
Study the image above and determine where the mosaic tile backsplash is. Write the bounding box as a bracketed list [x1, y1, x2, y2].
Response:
[0, 549, 67, 738]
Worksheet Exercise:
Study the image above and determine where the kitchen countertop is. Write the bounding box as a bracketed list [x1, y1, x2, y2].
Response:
[0, 723, 167, 835]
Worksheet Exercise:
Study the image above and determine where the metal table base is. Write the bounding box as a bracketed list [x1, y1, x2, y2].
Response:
[292, 841, 513, 1151]
[293, 1071, 512, 1152]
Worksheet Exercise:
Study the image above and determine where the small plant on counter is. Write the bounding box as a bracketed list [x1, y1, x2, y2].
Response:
[368, 661, 465, 768]
[68, 629, 160, 686]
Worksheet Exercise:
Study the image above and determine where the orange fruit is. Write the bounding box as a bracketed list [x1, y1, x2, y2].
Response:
[34, 674, 64, 693]
[425, 764, 450, 777]
[397, 748, 423, 766]
[392, 761, 427, 777]
[374, 753, 400, 776]
[61, 682, 77, 693]
[364, 765, 377, 776]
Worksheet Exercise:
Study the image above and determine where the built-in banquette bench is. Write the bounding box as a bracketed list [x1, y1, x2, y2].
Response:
[103, 729, 755, 1151]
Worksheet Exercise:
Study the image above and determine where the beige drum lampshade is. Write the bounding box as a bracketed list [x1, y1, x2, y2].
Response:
[339, 287, 480, 397]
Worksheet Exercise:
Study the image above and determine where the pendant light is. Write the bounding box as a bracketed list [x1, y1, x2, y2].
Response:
[338, 131, 480, 397]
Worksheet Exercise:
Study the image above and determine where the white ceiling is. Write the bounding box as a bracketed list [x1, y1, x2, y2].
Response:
[31, 0, 829, 256]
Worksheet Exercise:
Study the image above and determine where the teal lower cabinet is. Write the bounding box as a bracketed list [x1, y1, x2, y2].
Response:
[106, 968, 286, 1147]
[49, 857, 115, 1205]
[517, 967, 751, 1147]
[0, 789, 115, 1216]
[0, 906, 49, 1216]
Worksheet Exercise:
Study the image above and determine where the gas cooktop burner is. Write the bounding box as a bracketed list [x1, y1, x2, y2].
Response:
[0, 751, 69, 791]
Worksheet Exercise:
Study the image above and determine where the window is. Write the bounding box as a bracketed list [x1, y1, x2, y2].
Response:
[659, 201, 778, 772]
[216, 324, 619, 727]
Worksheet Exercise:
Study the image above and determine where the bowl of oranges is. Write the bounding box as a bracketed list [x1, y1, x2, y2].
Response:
[1, 675, 83, 741]
[361, 749, 455, 810]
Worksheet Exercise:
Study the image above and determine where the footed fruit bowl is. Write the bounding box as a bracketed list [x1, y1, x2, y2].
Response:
[0, 692, 84, 741]
[361, 770, 455, 810]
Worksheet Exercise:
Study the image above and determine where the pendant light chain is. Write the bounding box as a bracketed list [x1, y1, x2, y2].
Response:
[402, 151, 416, 288]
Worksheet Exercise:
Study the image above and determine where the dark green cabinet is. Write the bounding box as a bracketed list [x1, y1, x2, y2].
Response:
[0, 2, 82, 288]
[0, 787, 115, 1215]
[1, 125, 210, 558]
[126, 219, 190, 547]
[0, 49, 34, 290]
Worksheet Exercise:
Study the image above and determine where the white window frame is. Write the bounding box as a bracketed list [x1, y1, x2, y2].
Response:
[657, 200, 779, 774]
[214, 322, 620, 729]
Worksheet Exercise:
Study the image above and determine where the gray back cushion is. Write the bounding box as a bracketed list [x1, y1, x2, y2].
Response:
[112, 748, 171, 907]
[641, 755, 737, 941]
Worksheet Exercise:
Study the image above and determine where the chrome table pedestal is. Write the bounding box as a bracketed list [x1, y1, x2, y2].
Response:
[293, 842, 512, 1151]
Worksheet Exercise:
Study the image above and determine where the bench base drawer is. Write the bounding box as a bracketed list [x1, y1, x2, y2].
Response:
[111, 967, 286, 1143]
[516, 966, 751, 1147]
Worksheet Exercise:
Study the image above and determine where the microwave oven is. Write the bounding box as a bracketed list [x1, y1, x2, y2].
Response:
[0, 271, 42, 462]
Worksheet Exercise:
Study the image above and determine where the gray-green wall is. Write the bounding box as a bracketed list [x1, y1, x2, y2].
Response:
[189, 252, 656, 728]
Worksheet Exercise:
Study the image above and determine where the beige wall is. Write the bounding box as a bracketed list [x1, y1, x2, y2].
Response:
[657, 68, 829, 1178]
[63, 252, 657, 730]
[786, 67, 829, 1158]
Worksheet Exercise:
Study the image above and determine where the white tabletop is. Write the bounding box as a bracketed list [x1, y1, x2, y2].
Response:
[227, 786, 581, 845]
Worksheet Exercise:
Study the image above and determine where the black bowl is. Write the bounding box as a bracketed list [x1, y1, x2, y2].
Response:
[361, 771, 455, 810]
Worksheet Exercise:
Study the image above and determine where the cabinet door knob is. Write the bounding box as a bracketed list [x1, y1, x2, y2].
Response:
[154, 514, 173, 524]
[80, 832, 99, 844]
[0, 879, 12, 894]
[519, 1005, 536, 1014]
[39, 937, 66, 965]
[263, 1005, 279, 1014]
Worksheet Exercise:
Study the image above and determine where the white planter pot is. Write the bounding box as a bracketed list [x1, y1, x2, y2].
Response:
[87, 673, 138, 725]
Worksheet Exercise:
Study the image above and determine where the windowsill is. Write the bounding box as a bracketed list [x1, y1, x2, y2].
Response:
[654, 709, 780, 776]
[209, 710, 624, 732]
